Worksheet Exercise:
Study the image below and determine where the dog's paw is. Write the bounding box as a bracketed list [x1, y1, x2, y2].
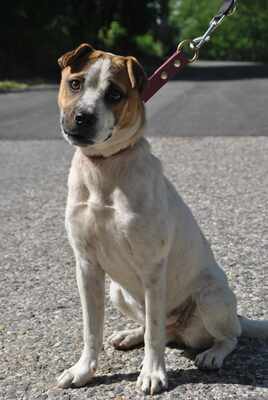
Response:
[109, 327, 144, 350]
[136, 361, 168, 395]
[195, 348, 223, 370]
[57, 358, 97, 388]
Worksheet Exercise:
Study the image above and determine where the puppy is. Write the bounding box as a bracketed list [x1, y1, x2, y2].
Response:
[56, 43, 268, 395]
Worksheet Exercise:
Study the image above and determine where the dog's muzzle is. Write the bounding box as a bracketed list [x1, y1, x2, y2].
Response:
[61, 111, 97, 146]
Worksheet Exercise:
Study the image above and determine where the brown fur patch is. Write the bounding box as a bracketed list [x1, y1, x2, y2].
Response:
[167, 297, 196, 332]
[58, 43, 94, 70]
[108, 57, 145, 129]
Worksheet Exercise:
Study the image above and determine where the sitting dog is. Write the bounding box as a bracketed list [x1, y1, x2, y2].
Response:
[56, 43, 268, 395]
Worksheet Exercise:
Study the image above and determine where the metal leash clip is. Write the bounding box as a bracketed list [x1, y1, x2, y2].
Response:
[142, 0, 237, 102]
[177, 0, 237, 63]
[192, 0, 237, 50]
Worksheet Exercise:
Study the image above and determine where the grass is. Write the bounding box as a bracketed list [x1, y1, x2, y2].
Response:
[0, 80, 29, 91]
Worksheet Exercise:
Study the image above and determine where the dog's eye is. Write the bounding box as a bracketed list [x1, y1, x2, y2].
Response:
[105, 84, 124, 103]
[69, 79, 82, 92]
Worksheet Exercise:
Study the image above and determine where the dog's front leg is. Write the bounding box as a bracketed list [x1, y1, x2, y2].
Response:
[137, 260, 168, 395]
[57, 256, 105, 388]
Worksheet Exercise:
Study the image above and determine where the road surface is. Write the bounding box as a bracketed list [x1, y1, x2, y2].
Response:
[0, 63, 267, 399]
[0, 62, 267, 140]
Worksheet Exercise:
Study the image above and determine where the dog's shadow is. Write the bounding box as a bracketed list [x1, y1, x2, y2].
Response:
[166, 338, 268, 391]
[85, 337, 268, 392]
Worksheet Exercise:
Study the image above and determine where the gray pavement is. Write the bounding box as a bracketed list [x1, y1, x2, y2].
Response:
[1, 138, 267, 400]
[0, 62, 268, 399]
[0, 62, 268, 140]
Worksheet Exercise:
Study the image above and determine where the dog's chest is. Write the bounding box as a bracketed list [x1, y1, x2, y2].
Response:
[68, 185, 143, 286]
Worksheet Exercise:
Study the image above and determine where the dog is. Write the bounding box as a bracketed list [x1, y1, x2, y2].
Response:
[56, 43, 268, 395]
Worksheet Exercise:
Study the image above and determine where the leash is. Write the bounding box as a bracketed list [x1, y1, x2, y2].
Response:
[141, 0, 237, 103]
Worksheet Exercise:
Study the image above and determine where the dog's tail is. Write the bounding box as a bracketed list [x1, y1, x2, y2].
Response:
[239, 316, 268, 339]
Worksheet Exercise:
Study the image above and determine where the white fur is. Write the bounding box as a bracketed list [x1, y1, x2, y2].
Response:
[57, 67, 268, 395]
[78, 58, 115, 143]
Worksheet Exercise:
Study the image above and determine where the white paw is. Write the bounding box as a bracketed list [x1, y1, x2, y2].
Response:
[57, 358, 97, 388]
[109, 328, 144, 350]
[195, 348, 224, 370]
[136, 361, 168, 395]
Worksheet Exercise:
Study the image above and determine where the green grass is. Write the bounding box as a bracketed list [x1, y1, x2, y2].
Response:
[0, 80, 29, 91]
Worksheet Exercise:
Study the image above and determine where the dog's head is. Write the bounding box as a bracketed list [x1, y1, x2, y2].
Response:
[58, 43, 147, 157]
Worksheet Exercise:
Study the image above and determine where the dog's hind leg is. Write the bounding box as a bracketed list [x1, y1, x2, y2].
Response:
[109, 280, 145, 349]
[194, 279, 241, 370]
[109, 327, 145, 350]
[109, 281, 184, 350]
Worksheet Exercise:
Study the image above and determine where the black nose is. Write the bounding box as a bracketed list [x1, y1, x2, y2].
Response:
[75, 111, 97, 127]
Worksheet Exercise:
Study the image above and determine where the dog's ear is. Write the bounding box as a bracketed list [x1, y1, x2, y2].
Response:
[58, 43, 94, 69]
[126, 57, 147, 93]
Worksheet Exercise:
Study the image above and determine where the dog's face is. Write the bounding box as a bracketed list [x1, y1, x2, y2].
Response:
[58, 43, 147, 156]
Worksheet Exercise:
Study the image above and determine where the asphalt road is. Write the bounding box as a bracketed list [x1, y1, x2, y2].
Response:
[0, 62, 268, 399]
[0, 62, 267, 139]
[1, 138, 268, 400]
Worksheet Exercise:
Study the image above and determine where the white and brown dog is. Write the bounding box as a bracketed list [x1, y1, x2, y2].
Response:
[56, 43, 267, 395]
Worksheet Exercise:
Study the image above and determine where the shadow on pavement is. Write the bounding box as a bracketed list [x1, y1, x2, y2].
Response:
[174, 63, 268, 81]
[1, 63, 267, 96]
[82, 337, 268, 393]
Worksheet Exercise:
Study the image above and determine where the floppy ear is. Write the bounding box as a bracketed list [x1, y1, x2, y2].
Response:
[126, 57, 147, 93]
[58, 43, 94, 69]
